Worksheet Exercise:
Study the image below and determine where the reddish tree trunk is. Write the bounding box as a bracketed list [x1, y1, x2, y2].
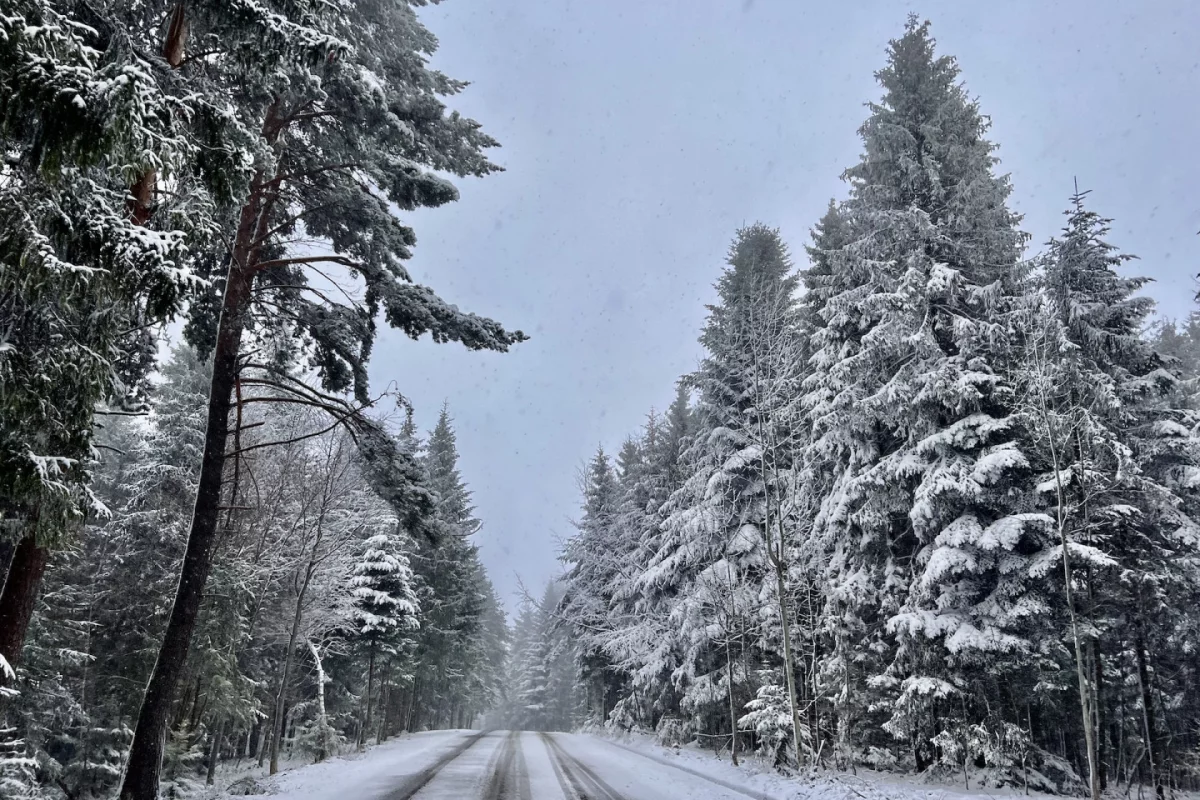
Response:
[0, 533, 49, 688]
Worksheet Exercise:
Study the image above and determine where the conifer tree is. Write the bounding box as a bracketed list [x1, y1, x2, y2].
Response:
[0, 0, 240, 687]
[801, 15, 1038, 767]
[1019, 191, 1200, 798]
[350, 530, 419, 748]
[560, 447, 623, 721]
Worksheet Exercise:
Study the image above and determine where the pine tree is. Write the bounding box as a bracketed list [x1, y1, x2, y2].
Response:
[801, 16, 1039, 769]
[1019, 191, 1200, 798]
[560, 447, 624, 722]
[0, 0, 238, 691]
[350, 529, 419, 748]
[404, 405, 490, 731]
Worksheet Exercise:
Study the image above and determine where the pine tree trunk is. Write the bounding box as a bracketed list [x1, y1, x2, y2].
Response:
[118, 98, 286, 799]
[378, 673, 390, 743]
[1093, 641, 1107, 790]
[118, 184, 263, 800]
[0, 535, 15, 590]
[0, 533, 49, 697]
[406, 678, 420, 733]
[256, 716, 269, 768]
[247, 719, 261, 761]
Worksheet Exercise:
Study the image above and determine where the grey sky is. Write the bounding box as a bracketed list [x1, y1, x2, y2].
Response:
[368, 0, 1200, 612]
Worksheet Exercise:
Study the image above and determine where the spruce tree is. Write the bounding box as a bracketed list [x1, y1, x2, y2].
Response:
[802, 16, 1038, 767]
[1021, 191, 1200, 798]
[350, 529, 419, 747]
[560, 447, 623, 721]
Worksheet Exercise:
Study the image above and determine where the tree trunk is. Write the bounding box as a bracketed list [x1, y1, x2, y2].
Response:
[0, 535, 16, 591]
[378, 672, 390, 743]
[0, 533, 49, 698]
[206, 718, 223, 786]
[247, 718, 261, 761]
[118, 197, 258, 800]
[360, 647, 376, 749]
[724, 630, 739, 766]
[1135, 631, 1163, 800]
[308, 640, 330, 762]
[271, 563, 317, 775]
[775, 565, 804, 768]
[118, 96, 287, 798]
[405, 678, 420, 733]
[256, 715, 269, 768]
[1093, 641, 1107, 791]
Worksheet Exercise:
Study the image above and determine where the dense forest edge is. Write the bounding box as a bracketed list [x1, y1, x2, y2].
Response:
[550, 17, 1200, 800]
[1, 0, 521, 797]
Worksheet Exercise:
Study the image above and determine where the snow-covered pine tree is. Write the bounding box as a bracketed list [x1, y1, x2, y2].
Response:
[639, 224, 805, 759]
[0, 0, 240, 691]
[1019, 191, 1200, 798]
[560, 446, 624, 722]
[801, 16, 1041, 771]
[350, 528, 419, 749]
[603, 386, 695, 734]
[404, 406, 490, 730]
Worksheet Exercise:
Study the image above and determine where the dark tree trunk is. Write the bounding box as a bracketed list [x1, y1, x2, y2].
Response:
[0, 535, 16, 590]
[1135, 632, 1164, 800]
[1093, 641, 1107, 790]
[117, 93, 288, 799]
[360, 647, 376, 749]
[206, 718, 223, 786]
[0, 533, 49, 695]
[247, 719, 261, 760]
[117, 188, 262, 800]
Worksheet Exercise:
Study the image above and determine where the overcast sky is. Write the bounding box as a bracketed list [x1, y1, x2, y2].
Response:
[368, 0, 1200, 612]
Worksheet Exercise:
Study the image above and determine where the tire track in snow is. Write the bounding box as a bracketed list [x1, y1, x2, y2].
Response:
[482, 731, 530, 800]
[539, 732, 627, 800]
[382, 729, 490, 800]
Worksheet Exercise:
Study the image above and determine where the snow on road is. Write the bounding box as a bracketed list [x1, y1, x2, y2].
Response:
[223, 729, 1082, 800]
[265, 730, 476, 800]
[232, 729, 783, 799]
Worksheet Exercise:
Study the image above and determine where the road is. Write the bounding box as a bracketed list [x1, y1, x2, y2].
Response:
[380, 730, 776, 800]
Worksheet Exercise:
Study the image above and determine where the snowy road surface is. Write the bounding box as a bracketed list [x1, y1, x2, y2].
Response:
[268, 729, 782, 800]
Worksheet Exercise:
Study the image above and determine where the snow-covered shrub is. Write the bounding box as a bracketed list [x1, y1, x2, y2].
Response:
[738, 683, 792, 766]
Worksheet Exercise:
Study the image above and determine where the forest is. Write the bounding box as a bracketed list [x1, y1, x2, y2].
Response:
[553, 17, 1200, 800]
[2, 1, 1198, 799]
[1, 0, 519, 798]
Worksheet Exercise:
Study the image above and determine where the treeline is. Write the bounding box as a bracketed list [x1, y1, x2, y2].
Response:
[0, 0, 520, 798]
[558, 18, 1200, 799]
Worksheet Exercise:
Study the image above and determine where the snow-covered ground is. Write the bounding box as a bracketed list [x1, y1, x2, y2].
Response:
[208, 728, 1182, 800]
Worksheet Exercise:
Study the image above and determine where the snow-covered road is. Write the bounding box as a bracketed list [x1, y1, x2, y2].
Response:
[267, 730, 781, 800]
